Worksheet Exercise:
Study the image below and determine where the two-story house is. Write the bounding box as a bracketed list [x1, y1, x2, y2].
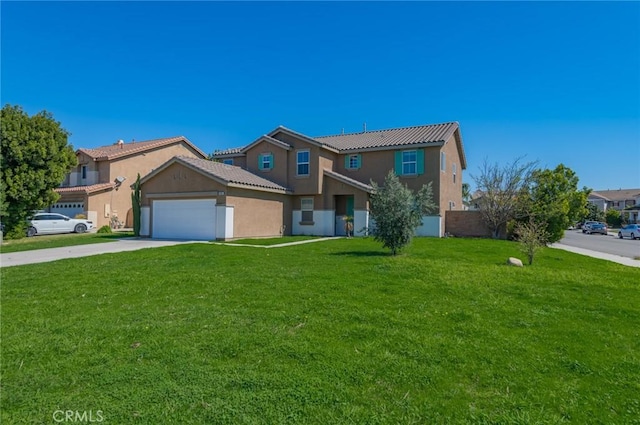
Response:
[588, 188, 640, 223]
[137, 122, 466, 240]
[53, 136, 207, 228]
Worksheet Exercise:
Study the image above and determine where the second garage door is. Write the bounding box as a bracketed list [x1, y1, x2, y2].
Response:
[152, 199, 216, 240]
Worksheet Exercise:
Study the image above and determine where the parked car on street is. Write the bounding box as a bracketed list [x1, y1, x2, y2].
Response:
[618, 224, 640, 240]
[582, 221, 600, 233]
[27, 213, 94, 237]
[586, 222, 608, 235]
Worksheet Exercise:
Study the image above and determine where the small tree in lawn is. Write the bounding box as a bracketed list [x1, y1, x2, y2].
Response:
[514, 218, 549, 265]
[369, 171, 436, 255]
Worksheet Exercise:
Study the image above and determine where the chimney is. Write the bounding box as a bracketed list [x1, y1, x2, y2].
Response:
[363, 122, 367, 133]
[341, 128, 344, 135]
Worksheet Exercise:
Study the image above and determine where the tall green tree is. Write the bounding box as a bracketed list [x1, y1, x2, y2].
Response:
[462, 183, 471, 207]
[524, 164, 590, 243]
[369, 171, 436, 255]
[1, 105, 77, 237]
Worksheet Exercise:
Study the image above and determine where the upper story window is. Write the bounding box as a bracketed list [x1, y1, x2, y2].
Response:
[297, 150, 310, 176]
[441, 152, 446, 172]
[402, 151, 417, 175]
[259, 153, 273, 171]
[394, 149, 424, 176]
[345, 154, 361, 170]
[223, 159, 233, 165]
[453, 163, 457, 183]
[81, 165, 87, 179]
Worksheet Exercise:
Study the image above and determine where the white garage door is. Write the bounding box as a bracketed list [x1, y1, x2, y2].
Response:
[152, 199, 216, 240]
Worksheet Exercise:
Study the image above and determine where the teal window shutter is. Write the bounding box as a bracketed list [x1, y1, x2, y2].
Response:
[258, 154, 264, 170]
[356, 154, 361, 168]
[394, 151, 402, 175]
[417, 149, 425, 175]
[269, 153, 273, 169]
[344, 155, 350, 169]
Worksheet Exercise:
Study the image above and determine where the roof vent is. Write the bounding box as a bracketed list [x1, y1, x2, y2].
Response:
[363, 122, 367, 133]
[117, 139, 124, 149]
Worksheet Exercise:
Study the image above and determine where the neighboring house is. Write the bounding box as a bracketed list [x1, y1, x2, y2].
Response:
[138, 122, 466, 240]
[53, 137, 207, 228]
[588, 188, 640, 223]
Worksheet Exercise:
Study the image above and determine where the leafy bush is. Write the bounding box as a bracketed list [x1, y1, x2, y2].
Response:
[97, 225, 112, 234]
[605, 209, 623, 228]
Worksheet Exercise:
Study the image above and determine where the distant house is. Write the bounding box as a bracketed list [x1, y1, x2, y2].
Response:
[52, 137, 206, 228]
[137, 122, 467, 240]
[588, 188, 640, 223]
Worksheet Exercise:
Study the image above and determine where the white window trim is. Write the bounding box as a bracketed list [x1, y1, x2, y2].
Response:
[300, 197, 314, 224]
[441, 152, 446, 172]
[453, 163, 457, 183]
[260, 153, 272, 170]
[297, 150, 310, 176]
[402, 150, 417, 175]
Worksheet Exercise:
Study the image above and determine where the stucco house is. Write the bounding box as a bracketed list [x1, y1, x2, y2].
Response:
[588, 188, 640, 223]
[52, 136, 207, 228]
[138, 122, 466, 240]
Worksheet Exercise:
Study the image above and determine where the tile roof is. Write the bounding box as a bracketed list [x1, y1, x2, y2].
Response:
[241, 135, 292, 153]
[176, 156, 290, 193]
[212, 146, 244, 156]
[590, 189, 640, 201]
[315, 122, 459, 151]
[55, 183, 115, 194]
[79, 136, 206, 161]
[323, 169, 373, 193]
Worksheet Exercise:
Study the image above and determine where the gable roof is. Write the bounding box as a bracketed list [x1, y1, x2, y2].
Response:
[78, 136, 207, 161]
[212, 146, 244, 157]
[140, 156, 290, 194]
[268, 126, 340, 153]
[323, 169, 373, 193]
[241, 135, 292, 153]
[590, 189, 640, 201]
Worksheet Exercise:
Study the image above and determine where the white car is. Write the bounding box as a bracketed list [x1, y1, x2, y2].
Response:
[27, 213, 94, 237]
[618, 224, 640, 240]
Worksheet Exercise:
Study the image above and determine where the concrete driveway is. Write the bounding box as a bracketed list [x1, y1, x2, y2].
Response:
[0, 238, 203, 268]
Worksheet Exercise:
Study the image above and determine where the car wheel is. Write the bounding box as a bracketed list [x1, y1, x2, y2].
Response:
[74, 223, 87, 233]
[619, 232, 623, 239]
[27, 227, 36, 237]
[633, 233, 637, 240]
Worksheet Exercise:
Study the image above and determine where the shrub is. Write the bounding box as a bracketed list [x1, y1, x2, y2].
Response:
[514, 219, 549, 265]
[97, 225, 112, 234]
[605, 209, 623, 228]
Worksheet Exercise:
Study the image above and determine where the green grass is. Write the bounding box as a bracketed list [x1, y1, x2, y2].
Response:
[2, 238, 639, 424]
[0, 231, 134, 253]
[225, 235, 322, 246]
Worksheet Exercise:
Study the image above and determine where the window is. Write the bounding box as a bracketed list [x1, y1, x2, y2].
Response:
[223, 159, 233, 165]
[453, 163, 457, 183]
[81, 165, 87, 179]
[402, 151, 417, 175]
[449, 201, 456, 210]
[297, 150, 310, 176]
[259, 153, 273, 171]
[345, 154, 361, 170]
[441, 152, 446, 172]
[301, 198, 313, 223]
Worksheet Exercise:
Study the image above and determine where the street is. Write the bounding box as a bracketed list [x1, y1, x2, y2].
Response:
[559, 230, 640, 259]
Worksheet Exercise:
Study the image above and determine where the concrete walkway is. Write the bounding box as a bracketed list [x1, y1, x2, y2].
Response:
[0, 238, 201, 268]
[550, 243, 640, 268]
[213, 237, 341, 249]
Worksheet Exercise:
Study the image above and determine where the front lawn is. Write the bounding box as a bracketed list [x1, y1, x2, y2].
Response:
[2, 238, 639, 424]
[0, 231, 134, 253]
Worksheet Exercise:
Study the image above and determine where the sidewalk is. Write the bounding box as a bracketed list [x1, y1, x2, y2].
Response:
[0, 238, 201, 268]
[550, 243, 640, 268]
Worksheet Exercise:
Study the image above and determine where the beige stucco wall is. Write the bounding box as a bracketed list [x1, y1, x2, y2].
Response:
[226, 188, 290, 238]
[438, 133, 464, 216]
[244, 141, 289, 188]
[270, 131, 322, 195]
[321, 175, 369, 211]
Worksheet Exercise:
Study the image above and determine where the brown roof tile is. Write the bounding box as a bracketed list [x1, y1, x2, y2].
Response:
[315, 122, 459, 151]
[590, 189, 640, 201]
[55, 183, 115, 194]
[176, 156, 290, 193]
[79, 136, 206, 161]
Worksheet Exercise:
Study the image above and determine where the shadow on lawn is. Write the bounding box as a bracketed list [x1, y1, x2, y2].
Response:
[330, 250, 391, 257]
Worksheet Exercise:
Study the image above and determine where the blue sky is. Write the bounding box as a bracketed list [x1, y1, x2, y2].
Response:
[2, 1, 639, 190]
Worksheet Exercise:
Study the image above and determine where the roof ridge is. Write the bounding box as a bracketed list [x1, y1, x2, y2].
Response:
[315, 121, 458, 138]
[83, 135, 186, 151]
